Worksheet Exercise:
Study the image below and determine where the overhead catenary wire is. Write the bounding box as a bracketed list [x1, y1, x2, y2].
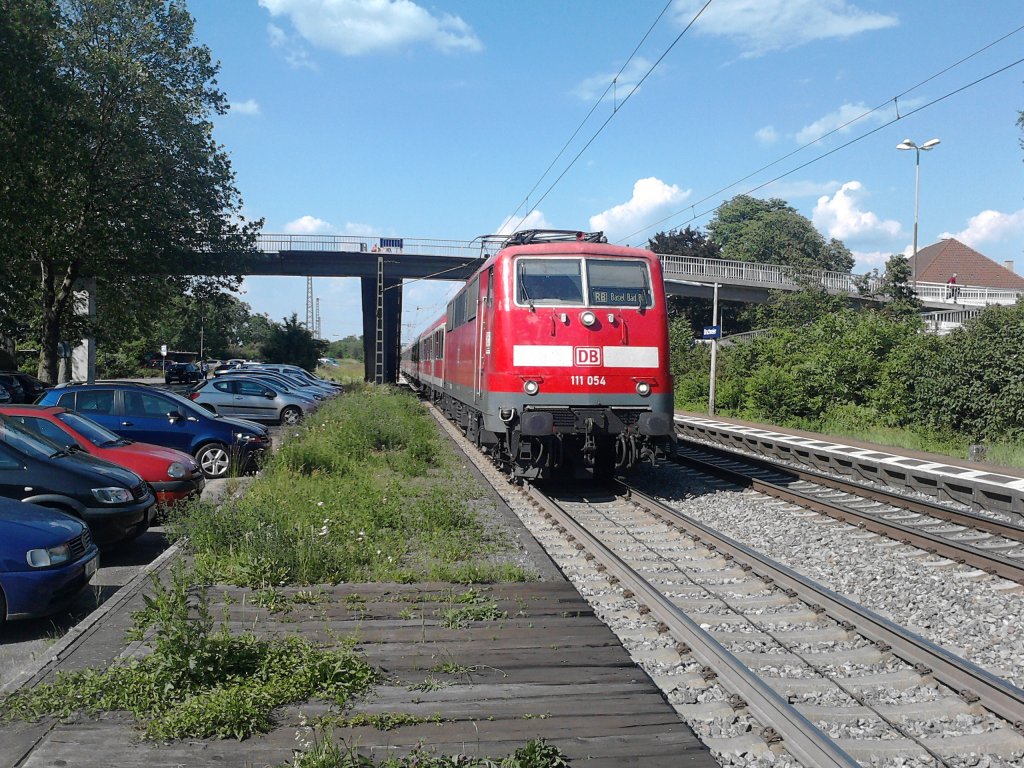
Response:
[502, 0, 677, 230]
[506, 0, 715, 234]
[614, 53, 1024, 246]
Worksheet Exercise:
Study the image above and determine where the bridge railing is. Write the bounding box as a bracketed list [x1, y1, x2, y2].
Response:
[656, 254, 886, 295]
[913, 281, 1023, 307]
[256, 234, 484, 259]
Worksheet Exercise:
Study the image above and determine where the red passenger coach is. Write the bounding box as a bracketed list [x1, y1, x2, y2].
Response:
[401, 230, 674, 480]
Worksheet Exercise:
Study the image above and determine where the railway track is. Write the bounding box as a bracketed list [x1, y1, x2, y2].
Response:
[670, 440, 1024, 584]
[426, 403, 1024, 766]
[526, 480, 1024, 766]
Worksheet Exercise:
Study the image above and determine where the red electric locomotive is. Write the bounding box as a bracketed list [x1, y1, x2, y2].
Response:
[401, 230, 674, 479]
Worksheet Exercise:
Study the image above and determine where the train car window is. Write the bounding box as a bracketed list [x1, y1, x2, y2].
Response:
[516, 259, 583, 305]
[466, 277, 479, 322]
[435, 329, 444, 359]
[446, 303, 454, 331]
[586, 259, 652, 307]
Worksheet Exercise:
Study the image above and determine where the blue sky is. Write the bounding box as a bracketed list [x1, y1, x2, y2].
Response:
[189, 0, 1024, 342]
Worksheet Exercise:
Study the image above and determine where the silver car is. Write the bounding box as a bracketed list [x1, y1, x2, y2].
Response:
[188, 376, 314, 425]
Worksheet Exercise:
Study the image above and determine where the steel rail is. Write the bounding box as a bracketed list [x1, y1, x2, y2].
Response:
[617, 479, 1024, 731]
[676, 435, 1024, 542]
[669, 447, 1024, 583]
[520, 481, 861, 768]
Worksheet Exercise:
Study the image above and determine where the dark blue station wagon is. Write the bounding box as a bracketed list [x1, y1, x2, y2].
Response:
[38, 383, 271, 479]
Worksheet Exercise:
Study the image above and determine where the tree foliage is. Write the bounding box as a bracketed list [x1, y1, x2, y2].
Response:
[260, 314, 322, 371]
[706, 195, 854, 272]
[1, 0, 260, 382]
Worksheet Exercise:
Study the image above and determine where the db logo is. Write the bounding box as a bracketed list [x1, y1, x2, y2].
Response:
[574, 347, 602, 366]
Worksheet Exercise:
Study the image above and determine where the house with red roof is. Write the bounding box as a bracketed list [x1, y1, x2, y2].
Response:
[909, 238, 1024, 291]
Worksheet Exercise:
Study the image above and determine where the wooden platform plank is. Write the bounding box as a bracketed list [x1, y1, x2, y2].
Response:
[2, 579, 718, 768]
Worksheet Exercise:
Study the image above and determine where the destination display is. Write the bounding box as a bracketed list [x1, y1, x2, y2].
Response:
[589, 287, 651, 306]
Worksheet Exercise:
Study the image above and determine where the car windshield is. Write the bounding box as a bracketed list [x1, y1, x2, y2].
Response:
[57, 411, 126, 447]
[0, 414, 67, 458]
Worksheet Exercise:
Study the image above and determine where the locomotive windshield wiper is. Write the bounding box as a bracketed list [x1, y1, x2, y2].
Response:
[519, 265, 536, 311]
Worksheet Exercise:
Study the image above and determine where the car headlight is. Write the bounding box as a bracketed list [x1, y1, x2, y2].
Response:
[234, 432, 259, 443]
[26, 544, 71, 568]
[92, 487, 131, 504]
[167, 462, 187, 479]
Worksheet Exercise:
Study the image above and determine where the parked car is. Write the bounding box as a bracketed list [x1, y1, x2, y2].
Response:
[0, 405, 205, 507]
[0, 373, 27, 403]
[219, 370, 329, 402]
[211, 362, 240, 377]
[0, 414, 154, 546]
[257, 364, 344, 391]
[188, 377, 314, 425]
[0, 497, 100, 624]
[164, 363, 203, 385]
[38, 383, 271, 479]
[1, 372, 51, 402]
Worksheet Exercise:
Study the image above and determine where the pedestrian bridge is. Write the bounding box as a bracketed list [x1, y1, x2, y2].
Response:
[245, 235, 1022, 381]
[251, 234, 1024, 310]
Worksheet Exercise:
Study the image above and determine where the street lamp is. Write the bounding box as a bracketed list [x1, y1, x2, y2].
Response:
[896, 137, 940, 287]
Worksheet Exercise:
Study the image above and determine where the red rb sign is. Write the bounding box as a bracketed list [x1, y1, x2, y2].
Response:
[574, 347, 602, 366]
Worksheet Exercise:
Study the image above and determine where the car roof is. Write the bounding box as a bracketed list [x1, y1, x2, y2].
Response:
[0, 404, 66, 415]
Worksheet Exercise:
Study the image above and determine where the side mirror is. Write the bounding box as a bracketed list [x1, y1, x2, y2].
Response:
[167, 410, 181, 422]
[265, 391, 276, 399]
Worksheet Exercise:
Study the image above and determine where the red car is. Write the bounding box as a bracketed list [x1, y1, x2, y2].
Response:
[0, 405, 205, 507]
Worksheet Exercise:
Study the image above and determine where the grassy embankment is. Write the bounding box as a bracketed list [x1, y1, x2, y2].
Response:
[172, 385, 530, 585]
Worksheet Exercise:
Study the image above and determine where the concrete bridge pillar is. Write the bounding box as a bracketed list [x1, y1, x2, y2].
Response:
[360, 274, 403, 383]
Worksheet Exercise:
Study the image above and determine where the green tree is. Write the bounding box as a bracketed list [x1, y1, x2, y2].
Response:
[1, 0, 260, 383]
[260, 314, 321, 370]
[707, 195, 854, 272]
[877, 253, 922, 317]
[648, 226, 721, 260]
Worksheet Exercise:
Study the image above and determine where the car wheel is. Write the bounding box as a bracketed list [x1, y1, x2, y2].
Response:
[196, 442, 230, 478]
[280, 405, 303, 426]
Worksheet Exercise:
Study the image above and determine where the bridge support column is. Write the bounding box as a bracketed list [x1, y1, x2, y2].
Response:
[69, 278, 97, 384]
[360, 273, 402, 383]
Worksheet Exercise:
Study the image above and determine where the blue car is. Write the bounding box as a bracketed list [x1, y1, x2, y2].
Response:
[38, 383, 271, 479]
[0, 497, 99, 624]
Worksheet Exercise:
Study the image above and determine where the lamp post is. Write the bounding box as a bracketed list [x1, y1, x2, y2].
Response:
[896, 137, 940, 287]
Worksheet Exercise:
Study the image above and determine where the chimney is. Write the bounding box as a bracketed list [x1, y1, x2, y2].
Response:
[1004, 260, 1015, 273]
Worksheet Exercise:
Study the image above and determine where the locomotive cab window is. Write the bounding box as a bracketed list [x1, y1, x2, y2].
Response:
[587, 259, 652, 307]
[515, 257, 652, 308]
[517, 259, 583, 305]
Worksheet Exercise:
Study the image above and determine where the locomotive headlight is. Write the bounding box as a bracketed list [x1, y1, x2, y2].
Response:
[580, 310, 597, 327]
[523, 379, 540, 396]
[635, 381, 652, 397]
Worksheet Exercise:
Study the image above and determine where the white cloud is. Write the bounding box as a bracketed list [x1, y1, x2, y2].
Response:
[673, 0, 898, 58]
[259, 0, 482, 57]
[589, 177, 690, 242]
[850, 250, 893, 273]
[267, 22, 317, 70]
[755, 125, 778, 144]
[796, 102, 875, 144]
[496, 210, 552, 236]
[940, 209, 1024, 248]
[575, 57, 654, 102]
[284, 215, 336, 234]
[812, 181, 901, 242]
[230, 99, 262, 116]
